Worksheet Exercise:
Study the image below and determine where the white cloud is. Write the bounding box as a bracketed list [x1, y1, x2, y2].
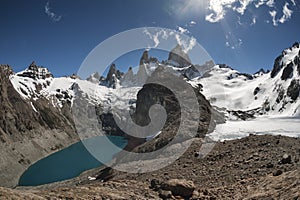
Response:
[255, 0, 274, 8]
[291, 0, 296, 6]
[251, 16, 257, 25]
[255, 0, 264, 8]
[237, 16, 243, 25]
[189, 20, 197, 26]
[177, 26, 189, 34]
[175, 34, 196, 53]
[269, 2, 293, 26]
[269, 10, 278, 26]
[143, 29, 175, 49]
[279, 2, 293, 24]
[205, 0, 237, 23]
[143, 29, 162, 48]
[185, 37, 197, 53]
[205, 0, 296, 26]
[266, 0, 275, 7]
[44, 1, 62, 22]
[234, 0, 251, 15]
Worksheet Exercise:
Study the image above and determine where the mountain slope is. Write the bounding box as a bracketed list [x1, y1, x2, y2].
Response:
[0, 64, 78, 187]
[196, 42, 300, 117]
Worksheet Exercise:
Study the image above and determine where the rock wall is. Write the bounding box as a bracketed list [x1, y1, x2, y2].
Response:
[0, 65, 78, 187]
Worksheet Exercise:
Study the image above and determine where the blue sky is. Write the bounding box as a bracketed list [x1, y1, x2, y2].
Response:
[0, 0, 300, 77]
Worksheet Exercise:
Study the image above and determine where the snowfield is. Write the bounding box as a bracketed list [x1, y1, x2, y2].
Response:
[209, 116, 300, 141]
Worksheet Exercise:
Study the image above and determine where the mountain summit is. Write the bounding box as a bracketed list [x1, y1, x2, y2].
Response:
[167, 44, 192, 67]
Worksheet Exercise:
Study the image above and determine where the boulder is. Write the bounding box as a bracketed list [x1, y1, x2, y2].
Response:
[160, 179, 195, 198]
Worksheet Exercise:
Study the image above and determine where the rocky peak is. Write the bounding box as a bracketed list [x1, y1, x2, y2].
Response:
[0, 64, 14, 77]
[168, 44, 192, 67]
[69, 73, 80, 80]
[140, 50, 149, 65]
[139, 50, 159, 66]
[292, 42, 299, 48]
[87, 72, 101, 84]
[255, 68, 268, 75]
[100, 63, 123, 88]
[17, 61, 53, 80]
[271, 42, 300, 79]
[218, 64, 234, 70]
[121, 67, 134, 86]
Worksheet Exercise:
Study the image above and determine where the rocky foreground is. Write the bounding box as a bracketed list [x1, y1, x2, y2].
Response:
[1, 134, 299, 199]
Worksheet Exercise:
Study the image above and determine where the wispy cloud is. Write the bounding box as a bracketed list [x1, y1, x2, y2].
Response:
[269, 2, 293, 26]
[143, 29, 171, 49]
[189, 20, 197, 26]
[44, 1, 62, 22]
[290, 0, 296, 6]
[250, 16, 257, 25]
[143, 28, 196, 53]
[269, 10, 278, 26]
[205, 0, 297, 26]
[279, 2, 293, 24]
[234, 0, 252, 15]
[177, 26, 189, 34]
[175, 34, 196, 53]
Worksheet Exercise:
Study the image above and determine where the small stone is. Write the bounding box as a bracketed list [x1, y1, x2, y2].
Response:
[273, 169, 283, 176]
[266, 162, 274, 168]
[158, 190, 173, 200]
[150, 179, 161, 190]
[280, 154, 292, 164]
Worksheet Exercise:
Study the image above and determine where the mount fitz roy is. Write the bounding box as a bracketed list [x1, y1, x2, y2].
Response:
[0, 42, 300, 187]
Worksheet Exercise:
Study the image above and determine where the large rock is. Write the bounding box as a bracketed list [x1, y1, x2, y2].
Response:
[160, 179, 195, 198]
[132, 66, 217, 153]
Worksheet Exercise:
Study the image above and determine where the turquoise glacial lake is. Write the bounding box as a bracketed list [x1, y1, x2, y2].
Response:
[18, 136, 127, 186]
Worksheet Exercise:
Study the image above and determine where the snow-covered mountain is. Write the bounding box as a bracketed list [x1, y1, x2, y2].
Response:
[9, 62, 139, 112]
[195, 42, 300, 118]
[8, 42, 300, 119]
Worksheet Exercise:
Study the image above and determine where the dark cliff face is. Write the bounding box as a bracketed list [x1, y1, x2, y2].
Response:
[0, 64, 75, 143]
[271, 42, 300, 79]
[131, 66, 218, 153]
[269, 43, 300, 106]
[271, 55, 284, 78]
[0, 65, 40, 141]
[287, 79, 300, 101]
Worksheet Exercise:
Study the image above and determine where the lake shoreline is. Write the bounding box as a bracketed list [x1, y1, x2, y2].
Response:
[11, 134, 300, 199]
